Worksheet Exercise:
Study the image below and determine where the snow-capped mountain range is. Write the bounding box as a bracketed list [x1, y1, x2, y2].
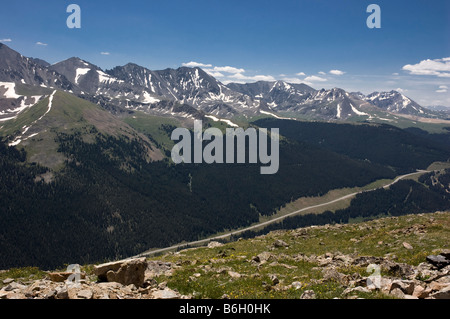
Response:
[0, 43, 446, 123]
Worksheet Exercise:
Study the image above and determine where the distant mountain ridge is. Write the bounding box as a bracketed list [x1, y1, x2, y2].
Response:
[0, 43, 447, 122]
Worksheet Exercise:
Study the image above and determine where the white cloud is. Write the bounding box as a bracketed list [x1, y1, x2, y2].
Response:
[0, 38, 12, 42]
[212, 66, 245, 74]
[296, 72, 306, 76]
[229, 73, 276, 82]
[182, 61, 213, 68]
[304, 75, 327, 82]
[329, 69, 345, 76]
[392, 72, 399, 76]
[182, 62, 274, 84]
[402, 57, 450, 77]
[436, 86, 447, 93]
[395, 88, 408, 93]
[185, 63, 245, 74]
[435, 85, 448, 93]
[204, 69, 225, 78]
[36, 42, 47, 46]
[100, 52, 110, 55]
[281, 77, 303, 84]
[318, 71, 326, 75]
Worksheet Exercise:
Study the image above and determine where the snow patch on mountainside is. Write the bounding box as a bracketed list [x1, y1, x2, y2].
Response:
[336, 104, 342, 118]
[8, 91, 56, 146]
[350, 103, 369, 116]
[205, 115, 239, 127]
[141, 91, 160, 104]
[75, 68, 91, 84]
[97, 70, 124, 84]
[260, 110, 293, 120]
[0, 82, 22, 99]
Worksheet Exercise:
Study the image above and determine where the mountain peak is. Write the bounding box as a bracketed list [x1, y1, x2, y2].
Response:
[53, 57, 98, 70]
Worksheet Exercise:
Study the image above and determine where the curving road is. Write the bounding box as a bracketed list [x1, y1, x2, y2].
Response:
[133, 169, 430, 258]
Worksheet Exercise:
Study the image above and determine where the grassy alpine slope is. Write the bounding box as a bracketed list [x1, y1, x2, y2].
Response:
[148, 211, 450, 299]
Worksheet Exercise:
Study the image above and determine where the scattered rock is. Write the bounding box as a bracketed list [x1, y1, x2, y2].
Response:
[145, 261, 175, 279]
[43, 289, 57, 299]
[429, 286, 450, 299]
[426, 254, 450, 269]
[402, 242, 414, 250]
[322, 268, 349, 285]
[269, 262, 297, 270]
[151, 288, 180, 299]
[0, 291, 10, 299]
[300, 290, 316, 299]
[4, 282, 27, 291]
[333, 254, 354, 266]
[252, 251, 276, 264]
[412, 285, 429, 299]
[208, 241, 224, 248]
[342, 286, 371, 295]
[228, 271, 242, 279]
[390, 288, 405, 299]
[77, 289, 93, 300]
[269, 274, 279, 286]
[389, 280, 415, 295]
[272, 239, 289, 248]
[381, 260, 414, 278]
[48, 272, 86, 283]
[56, 286, 69, 299]
[352, 256, 383, 267]
[6, 292, 26, 299]
[291, 282, 302, 290]
[440, 249, 450, 260]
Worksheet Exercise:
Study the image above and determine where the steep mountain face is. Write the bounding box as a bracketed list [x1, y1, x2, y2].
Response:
[49, 57, 101, 91]
[363, 91, 438, 118]
[49, 57, 182, 117]
[227, 81, 315, 111]
[50, 57, 142, 98]
[29, 58, 51, 68]
[107, 65, 258, 118]
[288, 88, 375, 119]
[228, 80, 315, 98]
[0, 43, 73, 91]
[228, 82, 375, 120]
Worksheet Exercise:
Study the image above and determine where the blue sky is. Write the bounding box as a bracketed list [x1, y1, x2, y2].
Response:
[1, 0, 449, 106]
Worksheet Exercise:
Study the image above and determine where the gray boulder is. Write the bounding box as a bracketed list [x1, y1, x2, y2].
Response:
[426, 255, 450, 269]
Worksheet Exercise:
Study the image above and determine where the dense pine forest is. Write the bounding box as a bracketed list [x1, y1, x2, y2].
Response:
[253, 119, 450, 173]
[237, 169, 450, 240]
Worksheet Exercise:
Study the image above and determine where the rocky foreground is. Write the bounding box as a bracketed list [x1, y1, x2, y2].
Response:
[0, 211, 449, 300]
